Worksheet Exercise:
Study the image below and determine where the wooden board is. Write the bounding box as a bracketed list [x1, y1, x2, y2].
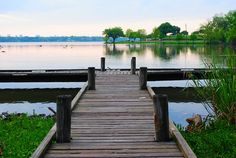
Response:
[44, 72, 185, 158]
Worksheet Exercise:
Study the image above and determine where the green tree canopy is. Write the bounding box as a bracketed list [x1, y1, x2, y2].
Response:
[103, 27, 124, 43]
[157, 22, 181, 36]
[152, 27, 160, 40]
[180, 31, 189, 35]
[200, 10, 236, 44]
[125, 29, 133, 41]
[137, 29, 147, 41]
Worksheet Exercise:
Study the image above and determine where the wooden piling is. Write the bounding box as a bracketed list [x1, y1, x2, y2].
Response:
[101, 57, 105, 72]
[56, 95, 72, 143]
[131, 57, 136, 74]
[139, 67, 147, 90]
[88, 67, 95, 90]
[152, 94, 169, 141]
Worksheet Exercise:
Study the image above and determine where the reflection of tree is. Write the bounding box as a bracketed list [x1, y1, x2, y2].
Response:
[150, 44, 191, 60]
[150, 44, 174, 60]
[201, 45, 236, 66]
[126, 44, 147, 55]
[104, 44, 125, 57]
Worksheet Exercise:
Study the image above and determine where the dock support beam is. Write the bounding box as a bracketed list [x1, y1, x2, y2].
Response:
[139, 67, 147, 90]
[131, 57, 136, 74]
[56, 95, 72, 143]
[101, 57, 105, 72]
[153, 94, 169, 141]
[88, 67, 95, 90]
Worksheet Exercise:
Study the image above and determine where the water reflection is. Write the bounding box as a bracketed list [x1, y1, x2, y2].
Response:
[0, 89, 78, 115]
[2, 42, 235, 69]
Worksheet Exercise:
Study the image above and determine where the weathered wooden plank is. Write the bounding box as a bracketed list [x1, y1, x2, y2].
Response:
[71, 81, 88, 110]
[42, 71, 192, 158]
[31, 82, 88, 158]
[31, 124, 56, 158]
[47, 148, 181, 154]
[169, 121, 197, 158]
[45, 153, 184, 158]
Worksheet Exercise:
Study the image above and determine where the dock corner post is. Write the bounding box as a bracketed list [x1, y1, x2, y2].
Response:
[139, 67, 147, 90]
[153, 94, 170, 142]
[131, 57, 136, 74]
[101, 57, 105, 72]
[56, 95, 72, 143]
[88, 67, 96, 90]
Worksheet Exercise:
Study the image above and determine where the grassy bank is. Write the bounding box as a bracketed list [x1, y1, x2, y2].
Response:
[0, 114, 54, 158]
[179, 120, 236, 158]
[181, 50, 236, 157]
[115, 40, 205, 45]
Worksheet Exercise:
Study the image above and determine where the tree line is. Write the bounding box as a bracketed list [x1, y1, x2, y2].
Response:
[103, 10, 236, 45]
[0, 36, 103, 42]
[103, 22, 198, 44]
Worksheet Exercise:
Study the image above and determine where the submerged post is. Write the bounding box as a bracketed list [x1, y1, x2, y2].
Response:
[131, 57, 136, 74]
[88, 67, 95, 90]
[56, 95, 72, 143]
[152, 94, 169, 141]
[139, 67, 147, 90]
[101, 57, 105, 72]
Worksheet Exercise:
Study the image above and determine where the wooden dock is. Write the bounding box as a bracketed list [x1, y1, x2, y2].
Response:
[40, 71, 191, 158]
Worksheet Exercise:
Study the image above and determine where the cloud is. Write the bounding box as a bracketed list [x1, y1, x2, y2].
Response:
[0, 0, 235, 36]
[0, 13, 30, 22]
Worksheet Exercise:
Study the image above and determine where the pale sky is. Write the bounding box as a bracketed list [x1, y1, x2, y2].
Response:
[0, 0, 235, 36]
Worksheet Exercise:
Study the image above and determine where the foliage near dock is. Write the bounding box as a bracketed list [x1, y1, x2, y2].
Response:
[180, 119, 236, 158]
[0, 114, 54, 158]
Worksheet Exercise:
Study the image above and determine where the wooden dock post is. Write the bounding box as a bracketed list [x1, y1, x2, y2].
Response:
[152, 94, 169, 141]
[88, 67, 95, 90]
[101, 57, 105, 72]
[56, 95, 72, 143]
[139, 67, 147, 90]
[131, 57, 136, 74]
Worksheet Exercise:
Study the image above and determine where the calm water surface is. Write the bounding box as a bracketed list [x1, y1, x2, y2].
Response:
[0, 42, 235, 126]
[0, 42, 210, 69]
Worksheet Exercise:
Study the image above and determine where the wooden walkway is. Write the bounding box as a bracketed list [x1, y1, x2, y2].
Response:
[44, 71, 184, 158]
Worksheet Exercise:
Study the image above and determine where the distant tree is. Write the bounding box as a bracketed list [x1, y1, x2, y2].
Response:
[176, 34, 184, 40]
[172, 26, 181, 35]
[103, 27, 124, 44]
[137, 29, 147, 41]
[156, 22, 181, 39]
[130, 31, 139, 42]
[126, 29, 134, 41]
[192, 31, 200, 35]
[103, 36, 109, 44]
[190, 34, 197, 43]
[226, 11, 236, 44]
[180, 31, 189, 35]
[158, 22, 173, 36]
[152, 27, 160, 40]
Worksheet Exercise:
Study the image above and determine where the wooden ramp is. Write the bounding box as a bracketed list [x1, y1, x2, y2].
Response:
[44, 72, 184, 158]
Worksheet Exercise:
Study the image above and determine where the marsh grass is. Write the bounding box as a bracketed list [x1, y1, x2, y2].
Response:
[192, 51, 236, 124]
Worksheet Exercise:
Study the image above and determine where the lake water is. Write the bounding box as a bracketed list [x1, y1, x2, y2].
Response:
[0, 42, 234, 126]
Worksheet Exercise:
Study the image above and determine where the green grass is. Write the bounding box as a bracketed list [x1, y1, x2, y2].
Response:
[179, 119, 236, 158]
[115, 40, 205, 45]
[0, 114, 54, 158]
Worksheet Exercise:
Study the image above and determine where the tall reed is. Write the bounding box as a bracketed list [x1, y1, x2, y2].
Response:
[193, 51, 236, 125]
